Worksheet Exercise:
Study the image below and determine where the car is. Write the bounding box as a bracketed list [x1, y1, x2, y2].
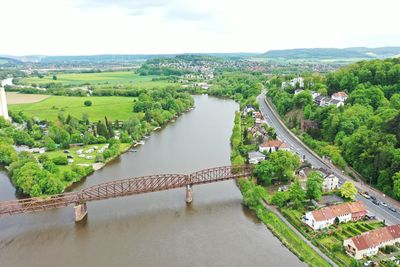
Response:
[381, 202, 388, 207]
[364, 260, 373, 267]
[389, 206, 397, 212]
[372, 199, 380, 205]
[370, 195, 377, 201]
[361, 192, 371, 199]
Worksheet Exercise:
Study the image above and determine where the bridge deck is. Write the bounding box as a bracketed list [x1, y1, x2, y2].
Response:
[0, 165, 252, 216]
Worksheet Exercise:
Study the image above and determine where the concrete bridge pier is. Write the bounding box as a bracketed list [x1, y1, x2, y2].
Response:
[74, 202, 88, 222]
[185, 184, 193, 203]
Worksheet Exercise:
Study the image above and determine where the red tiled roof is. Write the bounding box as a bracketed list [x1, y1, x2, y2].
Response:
[311, 201, 366, 222]
[260, 139, 288, 149]
[332, 91, 348, 98]
[350, 225, 400, 251]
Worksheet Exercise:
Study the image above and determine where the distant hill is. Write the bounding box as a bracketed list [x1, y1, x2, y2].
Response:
[263, 47, 400, 61]
[0, 56, 22, 66]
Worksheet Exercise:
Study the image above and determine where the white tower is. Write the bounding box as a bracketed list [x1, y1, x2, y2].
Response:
[0, 86, 10, 121]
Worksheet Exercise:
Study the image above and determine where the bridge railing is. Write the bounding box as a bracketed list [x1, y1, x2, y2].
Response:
[0, 165, 253, 217]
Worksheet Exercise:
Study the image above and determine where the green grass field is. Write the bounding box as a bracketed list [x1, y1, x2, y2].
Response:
[20, 71, 172, 87]
[9, 96, 137, 121]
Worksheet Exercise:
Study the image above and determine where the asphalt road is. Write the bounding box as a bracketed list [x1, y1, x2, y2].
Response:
[257, 92, 400, 226]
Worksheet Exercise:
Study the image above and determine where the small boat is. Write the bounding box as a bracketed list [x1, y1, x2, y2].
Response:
[138, 141, 145, 145]
[128, 149, 138, 153]
[144, 135, 150, 139]
[154, 127, 161, 131]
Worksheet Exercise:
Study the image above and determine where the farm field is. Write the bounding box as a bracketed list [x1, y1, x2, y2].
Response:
[9, 95, 137, 121]
[20, 71, 173, 87]
[6, 92, 50, 104]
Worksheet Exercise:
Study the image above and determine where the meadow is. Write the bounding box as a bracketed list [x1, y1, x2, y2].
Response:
[9, 95, 137, 121]
[20, 71, 173, 87]
[6, 92, 50, 104]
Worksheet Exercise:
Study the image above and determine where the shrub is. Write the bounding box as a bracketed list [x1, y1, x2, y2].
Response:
[52, 156, 68, 165]
[84, 100, 92, 107]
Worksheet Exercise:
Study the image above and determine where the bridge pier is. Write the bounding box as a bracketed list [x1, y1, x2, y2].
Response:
[185, 184, 193, 203]
[74, 202, 87, 222]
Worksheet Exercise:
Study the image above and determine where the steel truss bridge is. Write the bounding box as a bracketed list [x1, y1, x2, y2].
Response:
[0, 165, 252, 221]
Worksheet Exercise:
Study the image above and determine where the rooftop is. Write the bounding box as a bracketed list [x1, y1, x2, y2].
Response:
[349, 224, 400, 251]
[311, 201, 366, 222]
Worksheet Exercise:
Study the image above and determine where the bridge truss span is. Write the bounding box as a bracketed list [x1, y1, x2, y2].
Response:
[0, 165, 253, 221]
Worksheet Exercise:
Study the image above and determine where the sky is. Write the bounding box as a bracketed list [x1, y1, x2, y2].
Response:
[1, 0, 400, 56]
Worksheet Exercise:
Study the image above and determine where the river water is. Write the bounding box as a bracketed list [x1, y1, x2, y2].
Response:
[0, 95, 304, 267]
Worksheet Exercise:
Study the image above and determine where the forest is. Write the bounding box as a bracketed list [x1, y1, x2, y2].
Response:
[268, 58, 400, 199]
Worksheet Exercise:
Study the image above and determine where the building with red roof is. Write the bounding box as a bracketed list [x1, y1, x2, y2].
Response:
[303, 201, 367, 230]
[344, 224, 400, 259]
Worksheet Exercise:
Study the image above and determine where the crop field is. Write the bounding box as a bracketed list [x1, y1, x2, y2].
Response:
[9, 96, 137, 121]
[6, 92, 50, 104]
[20, 71, 173, 87]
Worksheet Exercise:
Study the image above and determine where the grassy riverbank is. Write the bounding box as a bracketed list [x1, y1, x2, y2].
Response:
[231, 111, 331, 267]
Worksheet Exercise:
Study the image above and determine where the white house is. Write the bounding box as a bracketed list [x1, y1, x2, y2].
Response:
[328, 98, 345, 108]
[248, 151, 265, 164]
[294, 89, 304, 95]
[332, 91, 348, 102]
[303, 201, 367, 230]
[311, 91, 321, 100]
[259, 139, 289, 153]
[322, 174, 340, 192]
[281, 77, 304, 89]
[316, 168, 339, 192]
[344, 224, 400, 260]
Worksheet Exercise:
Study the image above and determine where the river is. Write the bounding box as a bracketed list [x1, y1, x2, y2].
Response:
[0, 95, 304, 267]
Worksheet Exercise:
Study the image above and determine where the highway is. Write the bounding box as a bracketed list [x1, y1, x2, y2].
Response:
[257, 92, 400, 226]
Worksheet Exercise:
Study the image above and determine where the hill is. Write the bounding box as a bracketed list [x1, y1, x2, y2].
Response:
[263, 47, 400, 61]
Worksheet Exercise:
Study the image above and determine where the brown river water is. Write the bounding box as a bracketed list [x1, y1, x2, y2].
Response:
[0, 95, 304, 267]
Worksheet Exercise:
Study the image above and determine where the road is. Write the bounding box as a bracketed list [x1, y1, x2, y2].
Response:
[257, 92, 400, 226]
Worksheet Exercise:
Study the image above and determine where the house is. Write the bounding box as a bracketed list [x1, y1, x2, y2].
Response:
[332, 91, 348, 102]
[253, 111, 265, 124]
[243, 106, 255, 116]
[344, 224, 400, 259]
[316, 168, 339, 192]
[259, 139, 290, 153]
[320, 97, 331, 107]
[281, 77, 304, 89]
[247, 125, 268, 143]
[314, 95, 325, 106]
[311, 91, 321, 100]
[303, 201, 367, 230]
[248, 151, 266, 164]
[294, 89, 304, 95]
[328, 98, 344, 108]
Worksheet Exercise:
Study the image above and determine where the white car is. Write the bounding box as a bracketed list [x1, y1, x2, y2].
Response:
[381, 202, 388, 207]
[364, 260, 372, 266]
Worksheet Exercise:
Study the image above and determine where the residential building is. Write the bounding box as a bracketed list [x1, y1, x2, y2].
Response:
[316, 168, 339, 192]
[281, 77, 304, 89]
[0, 86, 10, 121]
[248, 151, 266, 164]
[259, 139, 290, 153]
[294, 89, 304, 95]
[328, 98, 344, 108]
[303, 201, 367, 230]
[332, 91, 348, 102]
[344, 224, 400, 259]
[311, 91, 321, 100]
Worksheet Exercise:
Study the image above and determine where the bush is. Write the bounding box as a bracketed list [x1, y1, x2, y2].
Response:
[95, 154, 105, 163]
[52, 156, 68, 165]
[84, 100, 92, 107]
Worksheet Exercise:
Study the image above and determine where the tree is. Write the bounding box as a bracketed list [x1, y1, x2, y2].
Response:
[0, 143, 17, 165]
[306, 171, 324, 200]
[44, 137, 57, 151]
[96, 120, 109, 138]
[52, 75, 57, 80]
[271, 191, 288, 207]
[84, 100, 92, 107]
[289, 179, 306, 210]
[392, 172, 400, 199]
[340, 181, 357, 200]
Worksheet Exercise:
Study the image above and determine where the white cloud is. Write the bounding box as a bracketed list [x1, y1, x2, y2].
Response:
[0, 0, 399, 55]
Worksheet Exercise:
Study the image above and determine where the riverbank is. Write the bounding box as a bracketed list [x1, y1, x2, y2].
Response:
[231, 110, 331, 267]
